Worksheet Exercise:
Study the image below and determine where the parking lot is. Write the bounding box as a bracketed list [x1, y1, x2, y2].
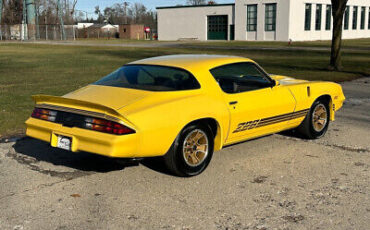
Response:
[0, 78, 369, 229]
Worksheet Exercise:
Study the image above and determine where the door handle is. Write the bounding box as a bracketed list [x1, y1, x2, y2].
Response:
[229, 101, 238, 105]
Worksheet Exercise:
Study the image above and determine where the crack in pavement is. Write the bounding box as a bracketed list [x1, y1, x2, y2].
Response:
[323, 144, 369, 153]
[0, 192, 15, 201]
[0, 177, 80, 201]
[5, 148, 94, 180]
[275, 135, 370, 153]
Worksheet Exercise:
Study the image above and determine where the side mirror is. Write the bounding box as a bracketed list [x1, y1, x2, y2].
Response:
[272, 80, 280, 87]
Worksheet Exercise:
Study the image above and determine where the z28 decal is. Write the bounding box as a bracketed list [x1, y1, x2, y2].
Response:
[233, 109, 310, 133]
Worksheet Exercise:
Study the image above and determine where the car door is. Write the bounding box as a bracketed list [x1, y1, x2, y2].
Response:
[210, 62, 296, 144]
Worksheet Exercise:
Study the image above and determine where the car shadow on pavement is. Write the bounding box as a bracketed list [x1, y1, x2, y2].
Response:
[278, 129, 309, 139]
[12, 137, 175, 176]
[12, 137, 137, 173]
[140, 157, 175, 176]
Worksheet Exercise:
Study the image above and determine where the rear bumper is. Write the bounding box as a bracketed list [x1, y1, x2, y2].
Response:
[25, 117, 139, 158]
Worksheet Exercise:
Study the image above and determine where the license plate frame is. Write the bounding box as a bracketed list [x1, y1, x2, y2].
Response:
[56, 135, 72, 151]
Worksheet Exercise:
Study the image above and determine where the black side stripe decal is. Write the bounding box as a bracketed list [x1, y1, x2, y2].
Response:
[233, 109, 309, 133]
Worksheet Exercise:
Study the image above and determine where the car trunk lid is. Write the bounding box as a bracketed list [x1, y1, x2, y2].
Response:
[62, 85, 153, 110]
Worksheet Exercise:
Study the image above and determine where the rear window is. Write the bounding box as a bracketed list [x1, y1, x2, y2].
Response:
[94, 65, 200, 91]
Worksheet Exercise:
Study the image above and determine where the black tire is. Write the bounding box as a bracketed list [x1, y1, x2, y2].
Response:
[297, 99, 330, 139]
[164, 124, 214, 177]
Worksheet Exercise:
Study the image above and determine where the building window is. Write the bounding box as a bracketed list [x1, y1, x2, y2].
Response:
[325, 5, 332, 30]
[247, 5, 257, 31]
[353, 6, 358, 30]
[315, 4, 322, 30]
[360, 7, 365, 30]
[265, 3, 276, 31]
[344, 6, 349, 30]
[305, 4, 312, 31]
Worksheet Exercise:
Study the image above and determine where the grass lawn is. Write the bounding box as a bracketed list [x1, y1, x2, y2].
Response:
[0, 42, 369, 137]
[183, 38, 370, 49]
[72, 38, 163, 44]
[70, 37, 370, 49]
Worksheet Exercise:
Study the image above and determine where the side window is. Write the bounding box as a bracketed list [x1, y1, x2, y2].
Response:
[137, 69, 155, 85]
[210, 62, 273, 94]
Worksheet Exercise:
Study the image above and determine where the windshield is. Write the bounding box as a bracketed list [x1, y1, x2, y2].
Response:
[94, 65, 201, 91]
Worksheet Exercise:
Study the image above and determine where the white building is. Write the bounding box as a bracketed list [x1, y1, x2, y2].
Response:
[77, 23, 94, 29]
[100, 24, 119, 32]
[157, 0, 370, 41]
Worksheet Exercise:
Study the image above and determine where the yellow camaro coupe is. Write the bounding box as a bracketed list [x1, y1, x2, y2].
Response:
[26, 55, 345, 176]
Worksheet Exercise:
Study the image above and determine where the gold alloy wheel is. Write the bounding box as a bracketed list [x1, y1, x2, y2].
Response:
[312, 104, 328, 132]
[183, 129, 209, 167]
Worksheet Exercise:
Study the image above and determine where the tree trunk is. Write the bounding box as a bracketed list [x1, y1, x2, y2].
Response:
[0, 0, 3, 40]
[329, 0, 348, 71]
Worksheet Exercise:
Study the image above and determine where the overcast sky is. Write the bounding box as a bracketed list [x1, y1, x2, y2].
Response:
[76, 0, 232, 16]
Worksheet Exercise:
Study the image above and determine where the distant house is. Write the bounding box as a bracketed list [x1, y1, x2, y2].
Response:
[119, 24, 145, 39]
[77, 23, 118, 39]
[101, 24, 119, 32]
[77, 23, 94, 29]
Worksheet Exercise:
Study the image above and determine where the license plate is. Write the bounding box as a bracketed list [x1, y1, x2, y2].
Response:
[56, 135, 72, 151]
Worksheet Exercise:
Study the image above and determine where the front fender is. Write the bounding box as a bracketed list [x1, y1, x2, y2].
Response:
[287, 81, 345, 121]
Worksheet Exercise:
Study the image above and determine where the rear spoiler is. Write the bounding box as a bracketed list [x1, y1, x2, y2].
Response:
[32, 94, 128, 125]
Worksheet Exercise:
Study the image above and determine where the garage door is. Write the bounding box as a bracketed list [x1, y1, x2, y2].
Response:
[207, 15, 228, 40]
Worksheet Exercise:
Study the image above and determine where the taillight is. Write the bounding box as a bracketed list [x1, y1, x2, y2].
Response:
[31, 107, 134, 135]
[31, 108, 57, 122]
[84, 117, 135, 135]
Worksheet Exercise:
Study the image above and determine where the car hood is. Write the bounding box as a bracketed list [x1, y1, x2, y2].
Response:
[63, 85, 153, 110]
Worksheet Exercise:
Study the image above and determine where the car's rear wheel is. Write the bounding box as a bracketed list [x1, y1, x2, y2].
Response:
[164, 124, 214, 177]
[297, 99, 330, 139]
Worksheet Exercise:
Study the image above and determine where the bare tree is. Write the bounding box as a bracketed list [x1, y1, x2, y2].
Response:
[186, 0, 206, 6]
[1, 0, 79, 25]
[329, 0, 348, 71]
[129, 2, 146, 24]
[123, 1, 129, 24]
[2, 0, 23, 24]
[94, 2, 155, 27]
[94, 5, 105, 23]
[70, 0, 77, 16]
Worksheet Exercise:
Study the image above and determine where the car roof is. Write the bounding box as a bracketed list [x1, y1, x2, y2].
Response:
[129, 54, 255, 71]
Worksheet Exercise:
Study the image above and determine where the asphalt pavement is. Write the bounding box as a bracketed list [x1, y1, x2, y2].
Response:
[0, 78, 369, 230]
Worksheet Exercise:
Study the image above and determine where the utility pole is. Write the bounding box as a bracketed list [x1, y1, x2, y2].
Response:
[35, 1, 40, 39]
[22, 0, 28, 40]
[44, 0, 48, 40]
[26, 0, 37, 40]
[57, 0, 66, 40]
[45, 15, 48, 40]
[0, 0, 3, 40]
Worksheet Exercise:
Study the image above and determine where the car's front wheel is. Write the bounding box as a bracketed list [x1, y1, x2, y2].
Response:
[297, 99, 330, 139]
[164, 124, 214, 177]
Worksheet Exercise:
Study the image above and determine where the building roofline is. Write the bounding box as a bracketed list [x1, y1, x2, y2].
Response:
[156, 3, 235, 10]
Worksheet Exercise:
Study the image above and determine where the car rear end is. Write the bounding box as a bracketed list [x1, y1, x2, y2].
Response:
[26, 96, 139, 158]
